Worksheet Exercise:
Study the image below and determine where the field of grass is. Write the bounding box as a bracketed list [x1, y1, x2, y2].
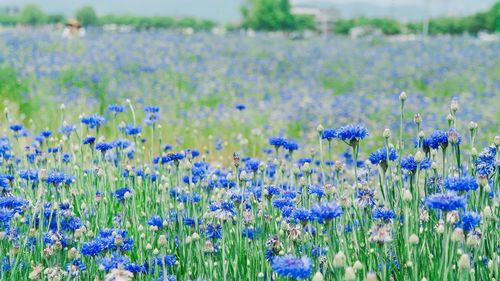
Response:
[0, 29, 498, 281]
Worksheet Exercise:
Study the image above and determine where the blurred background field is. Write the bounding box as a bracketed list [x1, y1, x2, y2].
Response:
[0, 1, 499, 162]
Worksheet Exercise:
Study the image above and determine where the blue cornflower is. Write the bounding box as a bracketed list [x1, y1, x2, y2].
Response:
[81, 240, 104, 257]
[457, 212, 480, 232]
[272, 255, 312, 279]
[9, 124, 24, 132]
[162, 152, 185, 164]
[41, 130, 52, 138]
[58, 124, 76, 135]
[122, 124, 142, 136]
[45, 171, 67, 186]
[354, 188, 376, 208]
[153, 255, 176, 267]
[372, 207, 395, 222]
[424, 193, 466, 211]
[95, 142, 114, 152]
[292, 208, 311, 223]
[190, 149, 200, 158]
[0, 196, 28, 209]
[369, 147, 398, 165]
[443, 176, 478, 192]
[205, 224, 222, 239]
[245, 158, 260, 172]
[400, 155, 431, 172]
[308, 185, 324, 198]
[310, 201, 343, 223]
[284, 139, 299, 152]
[147, 215, 163, 229]
[80, 115, 106, 129]
[265, 186, 281, 197]
[336, 124, 368, 144]
[65, 259, 86, 277]
[144, 106, 160, 113]
[321, 128, 336, 141]
[114, 187, 132, 201]
[47, 147, 60, 153]
[426, 130, 449, 149]
[269, 136, 287, 148]
[476, 145, 497, 177]
[235, 103, 246, 110]
[273, 198, 294, 209]
[113, 139, 131, 149]
[19, 169, 39, 181]
[82, 136, 96, 145]
[242, 227, 259, 239]
[108, 104, 124, 113]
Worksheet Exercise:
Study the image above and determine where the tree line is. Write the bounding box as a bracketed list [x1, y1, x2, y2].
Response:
[0, 5, 217, 31]
[0, 1, 498, 35]
[240, 0, 499, 35]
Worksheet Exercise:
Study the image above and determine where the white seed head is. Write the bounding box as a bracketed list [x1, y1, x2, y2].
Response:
[312, 271, 324, 281]
[399, 91, 407, 101]
[409, 234, 419, 245]
[458, 254, 470, 269]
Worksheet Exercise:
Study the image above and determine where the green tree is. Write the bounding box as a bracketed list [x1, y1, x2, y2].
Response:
[241, 0, 313, 31]
[76, 6, 98, 26]
[46, 14, 66, 24]
[20, 4, 45, 25]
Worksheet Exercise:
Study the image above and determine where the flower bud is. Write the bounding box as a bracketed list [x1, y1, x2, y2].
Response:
[366, 272, 378, 281]
[414, 113, 422, 125]
[409, 234, 419, 245]
[333, 251, 346, 268]
[345, 267, 356, 281]
[451, 228, 464, 242]
[383, 128, 391, 138]
[458, 254, 470, 269]
[317, 124, 324, 134]
[414, 151, 424, 163]
[312, 271, 324, 281]
[399, 91, 407, 102]
[403, 189, 412, 202]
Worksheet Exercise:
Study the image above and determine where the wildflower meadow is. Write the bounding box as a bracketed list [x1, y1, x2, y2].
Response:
[0, 29, 499, 281]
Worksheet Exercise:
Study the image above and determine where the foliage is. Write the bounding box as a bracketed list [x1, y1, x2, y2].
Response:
[76, 6, 98, 26]
[241, 0, 315, 31]
[19, 4, 45, 25]
[332, 1, 500, 35]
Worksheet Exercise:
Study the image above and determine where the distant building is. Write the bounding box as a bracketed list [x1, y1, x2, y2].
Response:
[291, 6, 340, 35]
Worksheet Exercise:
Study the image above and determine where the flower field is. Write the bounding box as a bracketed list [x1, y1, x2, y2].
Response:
[0, 30, 499, 281]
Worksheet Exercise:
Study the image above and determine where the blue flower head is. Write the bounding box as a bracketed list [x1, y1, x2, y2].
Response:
[272, 255, 312, 279]
[425, 193, 466, 212]
[284, 139, 299, 152]
[80, 115, 106, 129]
[336, 124, 368, 145]
[372, 207, 395, 222]
[269, 136, 287, 148]
[292, 208, 311, 223]
[235, 103, 246, 110]
[205, 224, 222, 239]
[9, 124, 24, 132]
[310, 201, 343, 223]
[426, 130, 449, 149]
[321, 128, 336, 141]
[401, 155, 431, 172]
[122, 124, 142, 136]
[443, 176, 478, 192]
[108, 104, 124, 114]
[457, 212, 480, 232]
[369, 147, 398, 165]
[95, 142, 114, 152]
